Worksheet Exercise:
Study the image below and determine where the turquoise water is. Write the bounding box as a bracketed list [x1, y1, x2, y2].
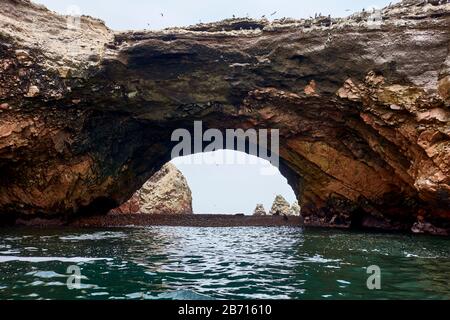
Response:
[0, 226, 449, 300]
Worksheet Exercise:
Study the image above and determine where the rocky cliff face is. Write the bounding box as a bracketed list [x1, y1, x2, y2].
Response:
[109, 163, 193, 214]
[0, 0, 449, 233]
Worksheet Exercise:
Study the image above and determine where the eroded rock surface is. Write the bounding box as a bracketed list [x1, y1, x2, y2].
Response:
[110, 163, 193, 214]
[0, 0, 449, 233]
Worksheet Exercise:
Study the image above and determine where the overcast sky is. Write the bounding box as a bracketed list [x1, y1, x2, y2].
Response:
[32, 0, 398, 31]
[171, 151, 296, 215]
[31, 0, 396, 214]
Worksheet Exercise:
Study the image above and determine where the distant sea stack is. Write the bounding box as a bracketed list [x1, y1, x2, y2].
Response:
[269, 195, 292, 216]
[110, 163, 193, 215]
[253, 204, 267, 216]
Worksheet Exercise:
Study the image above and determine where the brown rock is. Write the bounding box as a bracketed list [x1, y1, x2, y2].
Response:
[304, 80, 318, 96]
[438, 75, 450, 102]
[24, 85, 40, 98]
[0, 0, 449, 233]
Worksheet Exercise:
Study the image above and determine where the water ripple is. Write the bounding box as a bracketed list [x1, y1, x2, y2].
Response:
[0, 226, 449, 300]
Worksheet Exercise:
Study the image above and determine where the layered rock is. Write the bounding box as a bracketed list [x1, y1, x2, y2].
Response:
[269, 195, 292, 216]
[253, 204, 267, 216]
[0, 0, 449, 233]
[110, 163, 193, 214]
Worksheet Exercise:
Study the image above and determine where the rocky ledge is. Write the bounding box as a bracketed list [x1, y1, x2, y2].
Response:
[0, 0, 449, 235]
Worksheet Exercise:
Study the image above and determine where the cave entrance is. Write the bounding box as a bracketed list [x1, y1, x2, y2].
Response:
[171, 150, 297, 215]
[106, 122, 302, 218]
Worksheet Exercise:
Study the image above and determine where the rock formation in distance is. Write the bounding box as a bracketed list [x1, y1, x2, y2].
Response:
[269, 195, 292, 216]
[253, 204, 267, 216]
[110, 163, 193, 214]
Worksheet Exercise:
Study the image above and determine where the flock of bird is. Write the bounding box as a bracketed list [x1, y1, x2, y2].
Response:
[144, 1, 450, 29]
[146, 6, 377, 27]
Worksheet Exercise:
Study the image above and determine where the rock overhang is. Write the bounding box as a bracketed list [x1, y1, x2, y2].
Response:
[0, 0, 449, 232]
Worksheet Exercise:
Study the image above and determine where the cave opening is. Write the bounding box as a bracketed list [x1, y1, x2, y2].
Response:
[171, 149, 297, 215]
[112, 149, 298, 216]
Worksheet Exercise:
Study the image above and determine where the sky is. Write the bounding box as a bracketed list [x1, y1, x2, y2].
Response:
[31, 0, 397, 214]
[32, 0, 399, 31]
[171, 151, 296, 215]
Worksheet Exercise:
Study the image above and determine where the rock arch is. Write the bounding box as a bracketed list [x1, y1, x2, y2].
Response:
[0, 0, 449, 229]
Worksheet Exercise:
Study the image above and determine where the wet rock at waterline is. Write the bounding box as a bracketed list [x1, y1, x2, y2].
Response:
[253, 204, 267, 216]
[0, 0, 449, 234]
[411, 215, 449, 236]
[110, 163, 193, 215]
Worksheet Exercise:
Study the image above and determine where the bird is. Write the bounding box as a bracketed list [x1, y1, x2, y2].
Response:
[232, 14, 236, 19]
[270, 11, 277, 16]
[261, 14, 266, 19]
[160, 13, 164, 17]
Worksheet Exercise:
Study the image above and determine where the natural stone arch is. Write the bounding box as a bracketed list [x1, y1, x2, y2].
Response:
[0, 0, 449, 229]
